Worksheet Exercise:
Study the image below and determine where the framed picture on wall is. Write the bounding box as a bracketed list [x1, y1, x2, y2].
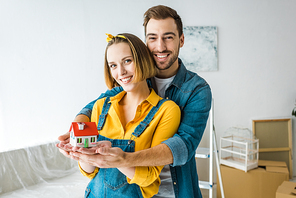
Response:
[179, 26, 218, 72]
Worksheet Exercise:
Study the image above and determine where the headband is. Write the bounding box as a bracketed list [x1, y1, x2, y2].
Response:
[106, 33, 126, 42]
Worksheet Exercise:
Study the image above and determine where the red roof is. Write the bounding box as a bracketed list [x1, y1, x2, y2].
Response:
[69, 122, 98, 137]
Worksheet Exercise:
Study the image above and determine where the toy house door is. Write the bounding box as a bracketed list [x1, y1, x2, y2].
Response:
[84, 138, 89, 148]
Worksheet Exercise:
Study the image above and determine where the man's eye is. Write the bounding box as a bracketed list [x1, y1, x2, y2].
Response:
[148, 37, 156, 40]
[165, 36, 173, 40]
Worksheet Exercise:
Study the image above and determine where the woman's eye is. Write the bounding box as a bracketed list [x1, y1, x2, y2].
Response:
[109, 64, 116, 69]
[125, 59, 132, 64]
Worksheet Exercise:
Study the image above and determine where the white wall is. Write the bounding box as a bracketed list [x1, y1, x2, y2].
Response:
[1, 0, 295, 172]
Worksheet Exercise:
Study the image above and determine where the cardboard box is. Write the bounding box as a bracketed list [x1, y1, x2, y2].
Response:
[217, 160, 289, 198]
[276, 181, 296, 198]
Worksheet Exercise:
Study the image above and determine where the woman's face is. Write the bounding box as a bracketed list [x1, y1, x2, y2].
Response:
[107, 42, 138, 92]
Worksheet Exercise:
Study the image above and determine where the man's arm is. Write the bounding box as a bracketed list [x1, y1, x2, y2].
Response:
[112, 85, 212, 167]
[77, 86, 123, 119]
[74, 85, 212, 168]
[57, 87, 123, 157]
[109, 143, 174, 167]
[58, 86, 123, 143]
[164, 85, 212, 166]
[57, 114, 90, 142]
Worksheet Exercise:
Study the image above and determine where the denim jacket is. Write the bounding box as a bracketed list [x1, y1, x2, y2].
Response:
[78, 59, 212, 198]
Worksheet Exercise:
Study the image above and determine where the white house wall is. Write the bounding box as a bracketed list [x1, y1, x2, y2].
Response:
[0, 0, 295, 175]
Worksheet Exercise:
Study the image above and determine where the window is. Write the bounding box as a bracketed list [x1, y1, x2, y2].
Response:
[91, 137, 96, 143]
[77, 138, 82, 143]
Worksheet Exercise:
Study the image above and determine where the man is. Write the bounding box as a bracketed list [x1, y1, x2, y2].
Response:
[58, 5, 212, 198]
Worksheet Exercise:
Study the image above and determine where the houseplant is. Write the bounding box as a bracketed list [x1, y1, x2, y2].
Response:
[292, 100, 296, 117]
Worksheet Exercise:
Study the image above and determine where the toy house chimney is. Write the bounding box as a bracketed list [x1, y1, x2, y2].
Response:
[77, 122, 85, 130]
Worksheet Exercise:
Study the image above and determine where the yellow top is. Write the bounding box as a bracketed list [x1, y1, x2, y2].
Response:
[79, 89, 181, 198]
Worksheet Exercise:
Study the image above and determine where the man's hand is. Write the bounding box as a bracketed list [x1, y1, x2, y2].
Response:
[56, 132, 72, 154]
[57, 131, 70, 143]
[57, 114, 90, 143]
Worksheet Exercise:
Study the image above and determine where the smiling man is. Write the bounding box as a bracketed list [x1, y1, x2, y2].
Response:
[57, 5, 212, 198]
[145, 17, 184, 78]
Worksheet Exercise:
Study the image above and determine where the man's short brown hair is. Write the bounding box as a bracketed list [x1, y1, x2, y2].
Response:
[143, 5, 183, 37]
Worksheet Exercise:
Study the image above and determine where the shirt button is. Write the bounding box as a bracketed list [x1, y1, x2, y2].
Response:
[174, 182, 177, 185]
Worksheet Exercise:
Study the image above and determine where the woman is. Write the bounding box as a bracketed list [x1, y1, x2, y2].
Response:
[79, 33, 180, 198]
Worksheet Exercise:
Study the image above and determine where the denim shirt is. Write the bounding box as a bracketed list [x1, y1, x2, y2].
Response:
[78, 58, 212, 198]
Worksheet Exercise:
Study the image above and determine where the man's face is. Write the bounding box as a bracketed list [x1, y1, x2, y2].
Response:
[145, 18, 184, 76]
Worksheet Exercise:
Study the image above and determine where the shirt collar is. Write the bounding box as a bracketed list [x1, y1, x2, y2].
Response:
[171, 58, 187, 88]
[145, 88, 161, 107]
[110, 90, 126, 103]
[109, 88, 161, 107]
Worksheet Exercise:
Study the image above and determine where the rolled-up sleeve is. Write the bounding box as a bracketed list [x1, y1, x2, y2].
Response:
[163, 134, 188, 167]
[127, 166, 162, 187]
[163, 85, 212, 167]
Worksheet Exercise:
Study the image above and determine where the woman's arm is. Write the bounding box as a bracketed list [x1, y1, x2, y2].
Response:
[117, 167, 136, 180]
[78, 161, 96, 173]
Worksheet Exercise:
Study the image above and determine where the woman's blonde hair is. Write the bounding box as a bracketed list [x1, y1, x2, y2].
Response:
[104, 33, 157, 89]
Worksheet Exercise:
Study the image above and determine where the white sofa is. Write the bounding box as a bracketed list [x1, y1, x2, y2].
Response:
[0, 142, 88, 198]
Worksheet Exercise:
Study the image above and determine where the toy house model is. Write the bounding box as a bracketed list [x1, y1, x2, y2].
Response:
[69, 122, 98, 148]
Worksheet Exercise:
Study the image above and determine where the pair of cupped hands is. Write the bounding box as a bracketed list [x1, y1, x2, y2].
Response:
[55, 132, 124, 168]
